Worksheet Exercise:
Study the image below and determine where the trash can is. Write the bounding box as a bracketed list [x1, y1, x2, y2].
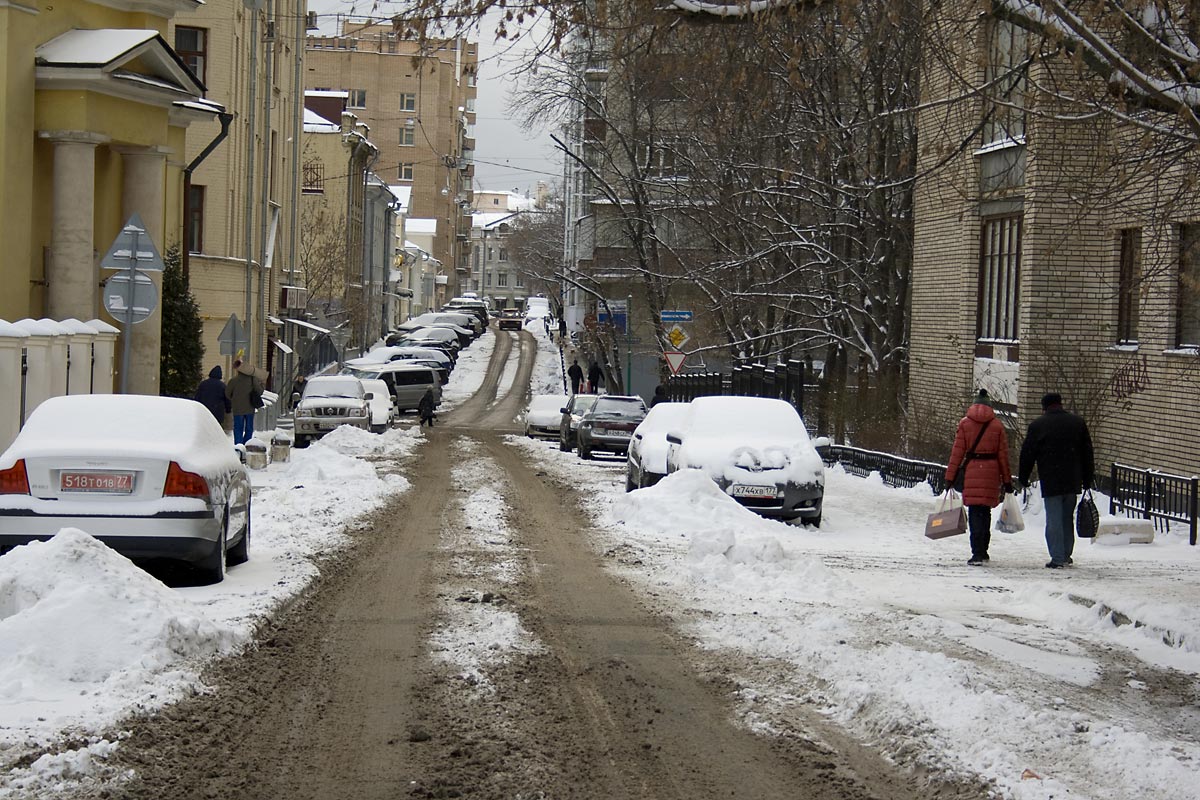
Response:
[245, 439, 269, 470]
[271, 432, 292, 464]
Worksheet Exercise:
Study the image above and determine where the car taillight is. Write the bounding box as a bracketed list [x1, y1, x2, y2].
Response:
[0, 460, 29, 495]
[163, 462, 210, 498]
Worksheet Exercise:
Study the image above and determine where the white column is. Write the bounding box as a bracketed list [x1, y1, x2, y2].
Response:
[40, 131, 109, 321]
[115, 147, 169, 396]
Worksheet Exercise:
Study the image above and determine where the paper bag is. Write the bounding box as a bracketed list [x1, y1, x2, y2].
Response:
[925, 491, 967, 539]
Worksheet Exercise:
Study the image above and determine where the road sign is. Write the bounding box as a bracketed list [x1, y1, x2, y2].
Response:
[666, 324, 690, 349]
[664, 351, 687, 375]
[218, 314, 249, 356]
[100, 213, 165, 272]
[102, 270, 157, 325]
[660, 310, 693, 322]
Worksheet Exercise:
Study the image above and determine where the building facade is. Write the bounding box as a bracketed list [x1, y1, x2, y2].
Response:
[305, 20, 477, 299]
[1, 0, 215, 393]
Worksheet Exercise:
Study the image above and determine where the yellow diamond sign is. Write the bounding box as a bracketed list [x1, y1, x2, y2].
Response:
[666, 324, 689, 349]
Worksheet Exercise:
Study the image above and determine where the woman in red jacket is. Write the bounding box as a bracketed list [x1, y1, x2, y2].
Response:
[945, 390, 1014, 565]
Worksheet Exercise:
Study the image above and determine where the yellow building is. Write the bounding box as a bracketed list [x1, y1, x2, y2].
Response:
[0, 0, 217, 393]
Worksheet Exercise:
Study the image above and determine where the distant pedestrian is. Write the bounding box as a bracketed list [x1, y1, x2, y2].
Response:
[543, 316, 551, 338]
[290, 374, 308, 411]
[558, 316, 567, 346]
[418, 387, 437, 427]
[1019, 392, 1095, 569]
[650, 384, 668, 407]
[193, 365, 230, 425]
[944, 389, 1012, 566]
[567, 359, 584, 394]
[587, 361, 603, 394]
[225, 360, 264, 445]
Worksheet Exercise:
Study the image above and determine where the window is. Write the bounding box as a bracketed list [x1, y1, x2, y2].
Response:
[636, 140, 689, 178]
[175, 26, 207, 85]
[1117, 228, 1141, 344]
[465, 98, 476, 112]
[302, 159, 324, 193]
[398, 162, 414, 181]
[515, 273, 524, 288]
[485, 271, 492, 287]
[399, 128, 415, 146]
[348, 89, 366, 108]
[983, 20, 1028, 145]
[497, 273, 509, 287]
[492, 198, 500, 205]
[977, 215, 1022, 342]
[1178, 223, 1200, 347]
[498, 248, 508, 262]
[186, 184, 205, 253]
[399, 93, 416, 111]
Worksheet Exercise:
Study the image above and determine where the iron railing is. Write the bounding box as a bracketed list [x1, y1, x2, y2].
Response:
[1107, 463, 1199, 545]
[666, 360, 811, 418]
[820, 445, 950, 494]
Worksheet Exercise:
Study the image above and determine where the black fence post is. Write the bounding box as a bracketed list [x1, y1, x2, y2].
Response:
[1109, 463, 1117, 515]
[1191, 477, 1198, 546]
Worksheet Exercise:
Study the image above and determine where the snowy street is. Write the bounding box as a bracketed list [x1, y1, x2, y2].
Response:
[1, 326, 1198, 800]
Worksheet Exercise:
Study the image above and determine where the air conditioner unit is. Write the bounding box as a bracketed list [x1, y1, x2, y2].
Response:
[280, 285, 309, 310]
[306, 11, 318, 30]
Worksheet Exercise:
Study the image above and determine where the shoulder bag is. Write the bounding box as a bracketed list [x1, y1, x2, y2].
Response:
[951, 421, 992, 493]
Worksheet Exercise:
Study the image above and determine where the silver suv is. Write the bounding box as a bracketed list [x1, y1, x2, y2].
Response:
[294, 376, 372, 447]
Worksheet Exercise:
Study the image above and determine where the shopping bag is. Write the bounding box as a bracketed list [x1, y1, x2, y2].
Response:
[925, 490, 967, 539]
[995, 492, 1025, 533]
[1076, 491, 1100, 539]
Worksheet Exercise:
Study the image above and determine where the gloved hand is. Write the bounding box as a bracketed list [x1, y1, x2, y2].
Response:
[1003, 482, 1016, 495]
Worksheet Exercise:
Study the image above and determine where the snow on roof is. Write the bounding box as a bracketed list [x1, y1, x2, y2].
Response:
[303, 107, 339, 132]
[35, 29, 158, 66]
[406, 218, 438, 234]
[389, 185, 412, 211]
[473, 211, 518, 229]
[87, 319, 120, 334]
[10, 319, 60, 336]
[305, 89, 349, 98]
[0, 321, 30, 339]
[35, 319, 73, 335]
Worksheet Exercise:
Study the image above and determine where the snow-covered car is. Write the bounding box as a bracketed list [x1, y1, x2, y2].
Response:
[625, 402, 691, 491]
[387, 327, 461, 361]
[293, 375, 372, 447]
[576, 395, 647, 459]
[353, 346, 453, 372]
[0, 395, 251, 583]
[524, 394, 569, 438]
[665, 396, 824, 525]
[558, 394, 598, 452]
[360, 378, 395, 433]
[497, 309, 523, 331]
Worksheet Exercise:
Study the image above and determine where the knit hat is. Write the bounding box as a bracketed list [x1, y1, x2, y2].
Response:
[1041, 392, 1063, 409]
[973, 388, 992, 406]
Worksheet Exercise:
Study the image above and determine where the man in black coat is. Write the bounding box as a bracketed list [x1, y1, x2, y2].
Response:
[1018, 392, 1094, 569]
[567, 359, 584, 394]
[587, 361, 603, 394]
[193, 366, 230, 425]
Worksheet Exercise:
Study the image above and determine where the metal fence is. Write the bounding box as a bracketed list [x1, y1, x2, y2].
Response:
[819, 445, 950, 494]
[1107, 463, 1199, 545]
[666, 360, 810, 417]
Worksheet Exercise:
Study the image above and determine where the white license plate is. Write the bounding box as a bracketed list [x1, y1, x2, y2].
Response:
[730, 484, 777, 498]
[61, 471, 135, 494]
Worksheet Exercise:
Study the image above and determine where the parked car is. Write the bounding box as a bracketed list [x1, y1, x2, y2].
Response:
[0, 395, 251, 583]
[558, 394, 598, 452]
[443, 299, 490, 327]
[355, 346, 453, 372]
[360, 378, 396, 433]
[498, 308, 524, 331]
[342, 362, 442, 412]
[294, 376, 372, 447]
[625, 402, 691, 490]
[388, 327, 461, 360]
[394, 318, 473, 348]
[576, 396, 647, 459]
[665, 396, 825, 525]
[524, 394, 569, 438]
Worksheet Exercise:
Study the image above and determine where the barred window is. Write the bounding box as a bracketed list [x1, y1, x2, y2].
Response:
[1117, 228, 1141, 344]
[1178, 223, 1200, 347]
[977, 215, 1022, 342]
[302, 160, 324, 193]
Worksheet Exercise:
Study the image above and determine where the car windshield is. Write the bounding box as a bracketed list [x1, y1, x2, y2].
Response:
[305, 379, 363, 399]
[571, 396, 598, 414]
[591, 398, 646, 419]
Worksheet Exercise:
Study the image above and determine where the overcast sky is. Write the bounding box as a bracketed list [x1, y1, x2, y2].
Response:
[307, 2, 560, 197]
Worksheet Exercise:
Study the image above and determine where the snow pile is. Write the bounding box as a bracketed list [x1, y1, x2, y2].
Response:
[440, 331, 497, 407]
[528, 324, 565, 396]
[317, 424, 423, 457]
[0, 530, 241, 728]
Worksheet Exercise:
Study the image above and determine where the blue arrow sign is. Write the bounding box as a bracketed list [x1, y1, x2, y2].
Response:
[660, 310, 693, 322]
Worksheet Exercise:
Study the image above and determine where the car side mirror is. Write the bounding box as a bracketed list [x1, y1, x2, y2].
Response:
[666, 433, 682, 445]
[634, 432, 643, 440]
[365, 392, 374, 401]
[560, 407, 568, 414]
[811, 436, 831, 448]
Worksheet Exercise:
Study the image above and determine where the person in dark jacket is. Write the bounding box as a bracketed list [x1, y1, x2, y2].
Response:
[587, 361, 603, 394]
[193, 366, 230, 425]
[567, 359, 584, 394]
[418, 387, 437, 427]
[1019, 392, 1095, 569]
[558, 316, 567, 346]
[945, 389, 1013, 565]
[290, 374, 308, 411]
[225, 360, 264, 445]
[650, 384, 668, 407]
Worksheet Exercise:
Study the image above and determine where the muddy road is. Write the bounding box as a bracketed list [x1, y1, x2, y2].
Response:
[101, 331, 982, 800]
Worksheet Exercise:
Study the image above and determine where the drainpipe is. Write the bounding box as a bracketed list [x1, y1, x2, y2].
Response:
[243, 8, 260, 362]
[258, 0, 276, 368]
[182, 110, 233, 284]
[361, 149, 380, 347]
[286, 4, 307, 385]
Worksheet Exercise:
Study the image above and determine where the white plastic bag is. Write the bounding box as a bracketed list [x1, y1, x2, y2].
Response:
[995, 492, 1025, 533]
[936, 489, 963, 514]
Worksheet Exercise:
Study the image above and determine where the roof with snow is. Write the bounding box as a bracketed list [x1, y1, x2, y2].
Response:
[406, 218, 438, 235]
[389, 185, 412, 213]
[303, 107, 339, 133]
[473, 211, 520, 230]
[305, 89, 350, 98]
[35, 29, 205, 96]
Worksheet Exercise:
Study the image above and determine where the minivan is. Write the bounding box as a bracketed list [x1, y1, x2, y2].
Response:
[342, 363, 442, 412]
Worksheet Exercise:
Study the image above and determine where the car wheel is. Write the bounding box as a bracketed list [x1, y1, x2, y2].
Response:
[808, 514, 822, 529]
[198, 513, 228, 584]
[294, 435, 309, 448]
[371, 425, 385, 434]
[227, 497, 250, 566]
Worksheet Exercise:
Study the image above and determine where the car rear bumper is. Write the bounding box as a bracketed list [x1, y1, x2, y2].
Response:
[579, 431, 634, 453]
[526, 424, 560, 438]
[0, 509, 222, 560]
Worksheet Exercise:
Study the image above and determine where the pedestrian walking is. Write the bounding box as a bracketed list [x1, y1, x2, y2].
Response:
[418, 387, 437, 427]
[225, 360, 264, 446]
[1018, 392, 1095, 569]
[567, 359, 584, 394]
[944, 389, 1013, 566]
[543, 316, 551, 338]
[650, 384, 668, 407]
[193, 365, 230, 425]
[587, 361, 604, 394]
[558, 316, 567, 347]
